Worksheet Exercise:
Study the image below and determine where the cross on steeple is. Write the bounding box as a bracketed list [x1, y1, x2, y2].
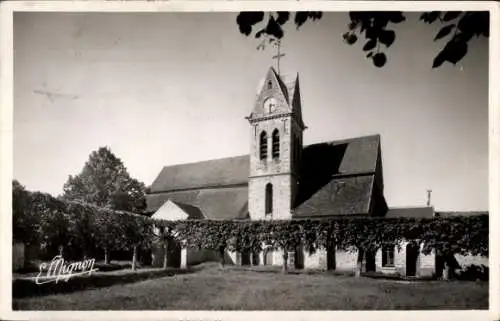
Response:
[272, 39, 285, 76]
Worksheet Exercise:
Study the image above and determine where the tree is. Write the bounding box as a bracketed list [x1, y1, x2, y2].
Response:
[94, 210, 122, 265]
[31, 191, 72, 257]
[117, 213, 156, 271]
[236, 11, 489, 68]
[12, 180, 38, 246]
[62, 147, 147, 213]
[65, 202, 99, 260]
[261, 220, 303, 273]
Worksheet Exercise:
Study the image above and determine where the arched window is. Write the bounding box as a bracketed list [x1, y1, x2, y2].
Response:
[267, 80, 272, 90]
[259, 131, 268, 160]
[272, 129, 280, 159]
[265, 183, 273, 214]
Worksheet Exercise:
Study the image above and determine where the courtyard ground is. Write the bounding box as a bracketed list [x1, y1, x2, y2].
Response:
[13, 263, 488, 310]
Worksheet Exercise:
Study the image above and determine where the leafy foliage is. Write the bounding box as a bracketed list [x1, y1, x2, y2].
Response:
[12, 180, 38, 245]
[30, 192, 72, 255]
[62, 147, 147, 213]
[424, 11, 489, 68]
[237, 12, 322, 50]
[13, 183, 488, 267]
[236, 11, 489, 68]
[13, 184, 156, 261]
[343, 12, 406, 67]
[154, 216, 488, 259]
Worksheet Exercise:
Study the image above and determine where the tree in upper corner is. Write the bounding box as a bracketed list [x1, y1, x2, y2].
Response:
[236, 11, 489, 68]
[62, 147, 147, 213]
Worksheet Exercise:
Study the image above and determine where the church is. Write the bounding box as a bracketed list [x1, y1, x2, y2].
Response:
[145, 66, 481, 277]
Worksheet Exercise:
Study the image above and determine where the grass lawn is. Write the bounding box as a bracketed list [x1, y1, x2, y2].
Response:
[13, 263, 488, 310]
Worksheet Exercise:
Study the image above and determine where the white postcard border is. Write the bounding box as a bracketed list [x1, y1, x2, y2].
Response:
[0, 1, 498, 320]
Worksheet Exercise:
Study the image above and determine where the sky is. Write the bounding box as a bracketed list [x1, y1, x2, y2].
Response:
[13, 12, 489, 211]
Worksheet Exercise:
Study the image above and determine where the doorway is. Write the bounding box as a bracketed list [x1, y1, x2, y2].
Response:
[326, 245, 336, 270]
[241, 251, 251, 266]
[167, 241, 181, 268]
[406, 244, 419, 276]
[365, 250, 376, 272]
[294, 246, 304, 269]
[251, 252, 260, 266]
[435, 254, 445, 278]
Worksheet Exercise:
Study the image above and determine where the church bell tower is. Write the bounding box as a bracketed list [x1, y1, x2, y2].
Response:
[247, 67, 306, 220]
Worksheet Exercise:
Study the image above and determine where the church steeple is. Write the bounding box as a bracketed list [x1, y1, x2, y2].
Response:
[248, 67, 305, 127]
[247, 67, 305, 220]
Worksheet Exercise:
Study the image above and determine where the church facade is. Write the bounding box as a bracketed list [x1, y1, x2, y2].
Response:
[146, 67, 485, 277]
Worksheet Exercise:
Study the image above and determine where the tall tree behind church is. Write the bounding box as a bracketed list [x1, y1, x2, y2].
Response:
[62, 147, 147, 213]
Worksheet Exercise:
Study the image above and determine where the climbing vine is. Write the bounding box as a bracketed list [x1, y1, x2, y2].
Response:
[156, 216, 488, 258]
[13, 188, 488, 268]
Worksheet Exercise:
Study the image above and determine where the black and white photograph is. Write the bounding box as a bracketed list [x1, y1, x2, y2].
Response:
[1, 0, 498, 318]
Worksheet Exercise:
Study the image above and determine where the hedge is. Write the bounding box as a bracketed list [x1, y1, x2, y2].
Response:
[13, 191, 154, 269]
[13, 190, 488, 270]
[155, 215, 488, 258]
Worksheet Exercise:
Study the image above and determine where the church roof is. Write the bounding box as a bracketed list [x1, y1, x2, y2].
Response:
[172, 201, 205, 219]
[435, 211, 488, 217]
[294, 134, 381, 216]
[385, 207, 434, 219]
[294, 175, 375, 217]
[149, 155, 249, 193]
[147, 134, 382, 219]
[146, 186, 249, 220]
[254, 68, 297, 104]
[384, 209, 488, 219]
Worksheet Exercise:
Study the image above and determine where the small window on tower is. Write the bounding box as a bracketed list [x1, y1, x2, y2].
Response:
[265, 183, 273, 215]
[267, 80, 272, 90]
[260, 131, 268, 160]
[272, 129, 280, 159]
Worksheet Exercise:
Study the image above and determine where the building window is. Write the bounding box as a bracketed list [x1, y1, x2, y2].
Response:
[265, 183, 273, 214]
[382, 245, 395, 267]
[260, 131, 268, 160]
[267, 80, 272, 90]
[272, 129, 280, 159]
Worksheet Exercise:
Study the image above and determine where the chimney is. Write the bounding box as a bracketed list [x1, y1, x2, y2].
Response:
[426, 189, 432, 207]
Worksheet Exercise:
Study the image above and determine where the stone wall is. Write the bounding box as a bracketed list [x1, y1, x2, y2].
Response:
[186, 248, 221, 266]
[419, 247, 435, 277]
[249, 175, 295, 220]
[248, 115, 299, 220]
[303, 249, 322, 269]
[336, 249, 358, 272]
[250, 117, 293, 176]
[376, 242, 435, 277]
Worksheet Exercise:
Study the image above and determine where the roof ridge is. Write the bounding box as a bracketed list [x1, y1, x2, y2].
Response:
[389, 206, 433, 210]
[161, 154, 248, 170]
[435, 210, 488, 214]
[148, 182, 248, 194]
[171, 200, 198, 209]
[304, 134, 380, 147]
[435, 210, 487, 212]
[271, 68, 291, 103]
[170, 200, 206, 219]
